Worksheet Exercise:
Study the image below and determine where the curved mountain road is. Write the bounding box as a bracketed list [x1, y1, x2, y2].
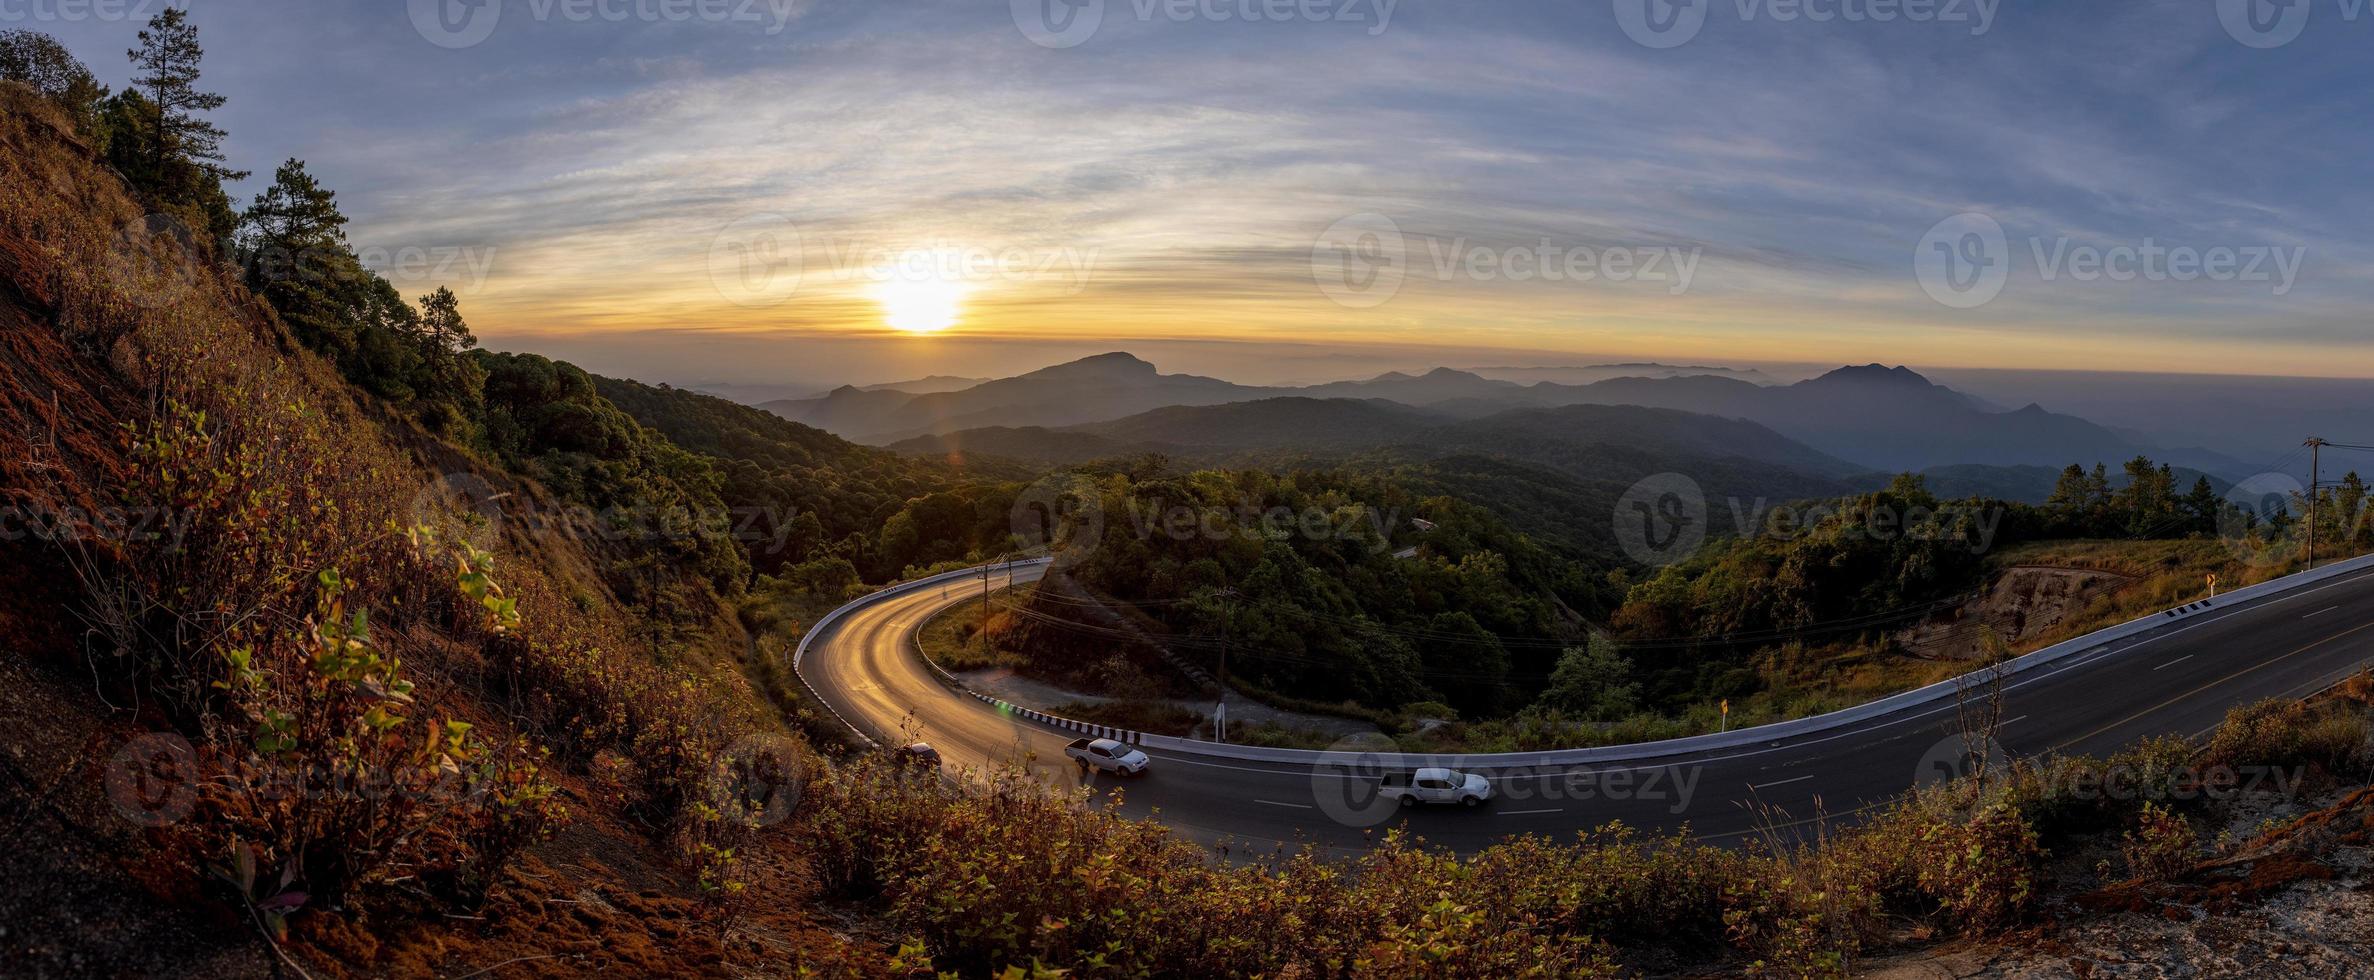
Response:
[800, 560, 2374, 854]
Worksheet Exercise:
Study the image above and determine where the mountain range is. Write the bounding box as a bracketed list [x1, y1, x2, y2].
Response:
[769, 353, 2245, 478]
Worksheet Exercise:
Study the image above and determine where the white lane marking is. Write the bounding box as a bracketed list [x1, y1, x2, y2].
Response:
[2001, 715, 2028, 728]
[2154, 654, 2194, 671]
[1498, 808, 1562, 816]
[1749, 774, 1814, 790]
[2306, 606, 2340, 618]
[1252, 799, 1312, 810]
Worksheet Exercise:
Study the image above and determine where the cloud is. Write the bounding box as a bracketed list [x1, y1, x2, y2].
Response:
[33, 0, 2374, 379]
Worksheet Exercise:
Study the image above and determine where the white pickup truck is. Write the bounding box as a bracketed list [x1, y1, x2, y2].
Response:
[1065, 737, 1151, 776]
[1378, 767, 1493, 807]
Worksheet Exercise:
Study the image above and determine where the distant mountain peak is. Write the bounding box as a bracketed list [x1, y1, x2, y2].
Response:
[1024, 352, 1160, 380]
[1808, 363, 1935, 386]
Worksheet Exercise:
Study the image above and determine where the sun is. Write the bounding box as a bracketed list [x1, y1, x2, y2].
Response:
[873, 273, 969, 334]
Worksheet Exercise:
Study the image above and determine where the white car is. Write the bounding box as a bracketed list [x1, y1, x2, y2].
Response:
[1065, 737, 1151, 776]
[1378, 767, 1493, 807]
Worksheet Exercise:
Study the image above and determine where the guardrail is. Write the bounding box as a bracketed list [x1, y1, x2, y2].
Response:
[801, 552, 2374, 769]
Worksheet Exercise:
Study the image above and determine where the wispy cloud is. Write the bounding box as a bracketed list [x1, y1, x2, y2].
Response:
[30, 0, 2374, 382]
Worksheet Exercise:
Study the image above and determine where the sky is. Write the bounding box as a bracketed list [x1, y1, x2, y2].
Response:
[21, 0, 2374, 388]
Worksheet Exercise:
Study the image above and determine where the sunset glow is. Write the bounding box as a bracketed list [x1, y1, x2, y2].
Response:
[873, 273, 969, 334]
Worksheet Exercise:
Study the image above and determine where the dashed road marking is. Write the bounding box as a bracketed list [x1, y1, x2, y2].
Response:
[2154, 654, 2194, 671]
[1749, 774, 1815, 790]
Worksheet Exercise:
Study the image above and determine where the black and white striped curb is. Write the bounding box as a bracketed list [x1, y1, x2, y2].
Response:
[2165, 598, 2216, 618]
[967, 691, 1145, 746]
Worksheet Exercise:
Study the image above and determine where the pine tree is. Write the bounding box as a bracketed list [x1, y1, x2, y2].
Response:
[2183, 476, 2221, 535]
[243, 159, 347, 255]
[2045, 463, 2091, 531]
[127, 9, 244, 184]
[419, 287, 477, 355]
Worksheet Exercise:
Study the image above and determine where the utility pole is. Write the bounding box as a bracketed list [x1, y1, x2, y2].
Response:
[980, 556, 997, 657]
[2306, 438, 2327, 570]
[1214, 587, 1239, 743]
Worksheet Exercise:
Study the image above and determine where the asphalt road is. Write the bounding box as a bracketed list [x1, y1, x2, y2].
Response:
[800, 561, 2374, 855]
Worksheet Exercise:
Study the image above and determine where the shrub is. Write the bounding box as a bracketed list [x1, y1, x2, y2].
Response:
[1910, 802, 2044, 934]
[201, 556, 560, 922]
[2118, 803, 2197, 884]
